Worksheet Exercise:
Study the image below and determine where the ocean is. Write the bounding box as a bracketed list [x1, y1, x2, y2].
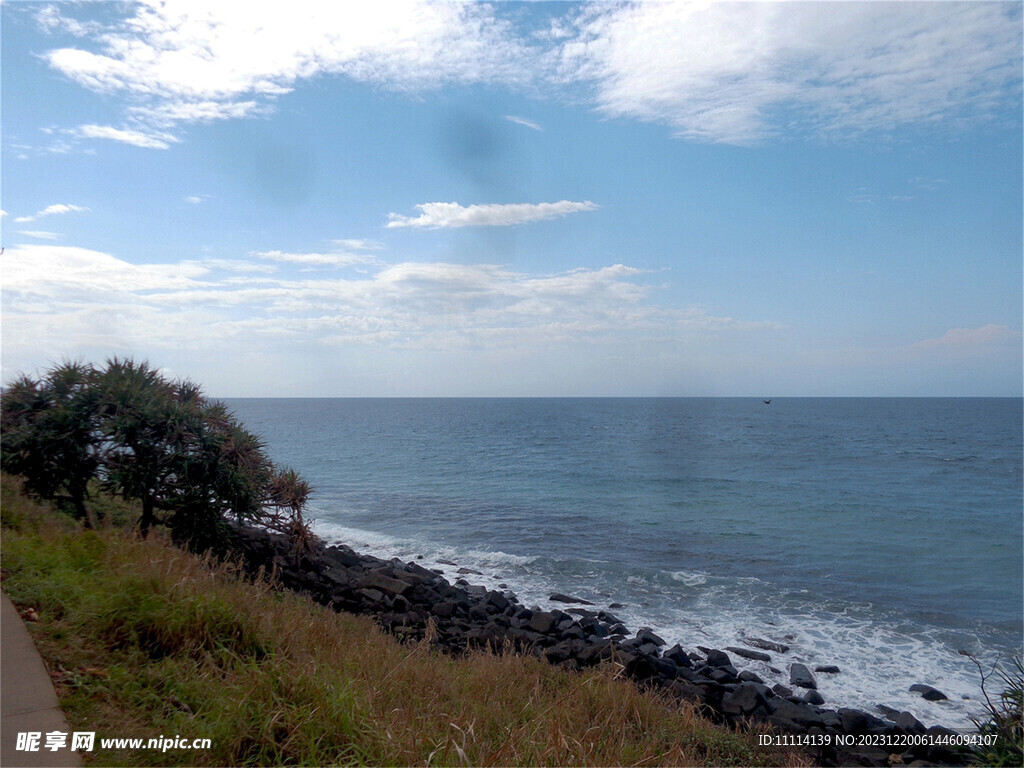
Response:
[223, 397, 1023, 729]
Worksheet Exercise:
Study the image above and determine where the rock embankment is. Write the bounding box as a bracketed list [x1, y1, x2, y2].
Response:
[224, 526, 967, 768]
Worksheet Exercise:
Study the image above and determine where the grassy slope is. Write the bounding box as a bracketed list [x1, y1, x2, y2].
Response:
[1, 475, 808, 767]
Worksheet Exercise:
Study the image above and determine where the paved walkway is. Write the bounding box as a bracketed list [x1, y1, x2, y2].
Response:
[1, 592, 81, 768]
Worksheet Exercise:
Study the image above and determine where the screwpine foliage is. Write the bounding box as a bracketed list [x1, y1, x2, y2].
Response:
[965, 653, 1024, 766]
[1, 359, 312, 551]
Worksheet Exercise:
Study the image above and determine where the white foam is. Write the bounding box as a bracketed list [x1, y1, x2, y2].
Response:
[667, 569, 708, 586]
[310, 518, 1013, 730]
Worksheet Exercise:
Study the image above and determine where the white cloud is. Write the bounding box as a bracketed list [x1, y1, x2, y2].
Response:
[559, 2, 1022, 144]
[14, 203, 90, 223]
[915, 324, 1022, 350]
[251, 250, 382, 268]
[42, 1, 539, 140]
[37, 2, 1021, 148]
[504, 115, 543, 131]
[387, 200, 599, 229]
[73, 124, 179, 149]
[2, 244, 768, 365]
[36, 5, 101, 37]
[329, 239, 383, 251]
[184, 196, 204, 205]
[16, 231, 63, 240]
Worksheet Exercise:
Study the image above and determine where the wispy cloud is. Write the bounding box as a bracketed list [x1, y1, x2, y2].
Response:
[2, 245, 770, 361]
[504, 115, 543, 131]
[251, 250, 382, 268]
[16, 231, 63, 240]
[14, 203, 90, 224]
[40, 2, 539, 142]
[329, 239, 383, 251]
[73, 124, 179, 150]
[387, 200, 598, 229]
[37, 2, 1019, 148]
[559, 2, 1022, 144]
[915, 324, 1022, 350]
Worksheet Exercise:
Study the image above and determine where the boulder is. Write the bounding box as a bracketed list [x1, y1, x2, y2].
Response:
[815, 665, 841, 674]
[549, 593, 594, 605]
[636, 628, 667, 647]
[721, 683, 770, 717]
[704, 649, 733, 668]
[789, 663, 817, 690]
[909, 683, 948, 701]
[527, 611, 558, 635]
[803, 689, 825, 706]
[664, 644, 693, 668]
[876, 704, 901, 721]
[745, 637, 790, 653]
[893, 711, 927, 735]
[725, 646, 772, 662]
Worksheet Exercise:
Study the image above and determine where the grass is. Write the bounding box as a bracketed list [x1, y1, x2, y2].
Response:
[1, 475, 810, 767]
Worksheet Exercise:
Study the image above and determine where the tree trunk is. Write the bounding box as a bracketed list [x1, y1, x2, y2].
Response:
[139, 494, 155, 538]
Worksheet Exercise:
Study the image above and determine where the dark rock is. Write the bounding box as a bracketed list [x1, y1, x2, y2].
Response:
[725, 646, 772, 662]
[608, 623, 629, 637]
[549, 593, 594, 605]
[457, 567, 483, 575]
[839, 708, 889, 736]
[708, 667, 740, 684]
[721, 683, 769, 717]
[772, 683, 793, 698]
[486, 590, 510, 613]
[598, 610, 624, 625]
[893, 711, 927, 735]
[738, 670, 764, 684]
[560, 625, 586, 641]
[704, 649, 732, 667]
[909, 683, 948, 701]
[789, 663, 817, 690]
[576, 639, 615, 666]
[745, 637, 790, 653]
[803, 690, 825, 706]
[876, 704, 901, 721]
[544, 640, 576, 664]
[527, 611, 558, 635]
[624, 653, 659, 680]
[844, 745, 892, 765]
[567, 608, 597, 618]
[770, 700, 823, 729]
[769, 699, 826, 728]
[636, 628, 666, 647]
[664, 644, 693, 668]
[815, 664, 841, 674]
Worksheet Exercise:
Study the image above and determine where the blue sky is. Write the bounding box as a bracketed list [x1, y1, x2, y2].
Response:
[2, 1, 1021, 397]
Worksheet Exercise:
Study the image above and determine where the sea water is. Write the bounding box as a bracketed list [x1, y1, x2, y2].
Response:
[223, 397, 1023, 729]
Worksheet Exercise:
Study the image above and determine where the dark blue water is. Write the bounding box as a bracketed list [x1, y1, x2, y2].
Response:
[224, 397, 1023, 727]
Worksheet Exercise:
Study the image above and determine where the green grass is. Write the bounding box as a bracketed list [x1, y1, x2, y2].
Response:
[1, 475, 808, 767]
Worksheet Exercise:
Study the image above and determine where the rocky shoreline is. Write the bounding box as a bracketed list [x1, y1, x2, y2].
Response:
[224, 525, 969, 767]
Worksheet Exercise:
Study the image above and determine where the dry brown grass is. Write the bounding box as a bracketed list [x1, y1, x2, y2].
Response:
[2, 475, 811, 767]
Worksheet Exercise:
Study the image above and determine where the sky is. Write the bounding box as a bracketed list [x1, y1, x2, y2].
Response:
[2, 0, 1021, 397]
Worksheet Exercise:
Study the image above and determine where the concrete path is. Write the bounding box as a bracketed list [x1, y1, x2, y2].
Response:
[1, 592, 81, 768]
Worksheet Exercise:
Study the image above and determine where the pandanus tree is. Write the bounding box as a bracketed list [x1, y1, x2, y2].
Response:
[0, 362, 103, 527]
[2, 358, 314, 552]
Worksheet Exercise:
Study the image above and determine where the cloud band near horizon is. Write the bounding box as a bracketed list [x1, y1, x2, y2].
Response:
[386, 201, 599, 229]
